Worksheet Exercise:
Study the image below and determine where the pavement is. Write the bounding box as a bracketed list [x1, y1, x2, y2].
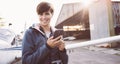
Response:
[66, 39, 120, 64]
[0, 39, 120, 64]
[67, 47, 120, 64]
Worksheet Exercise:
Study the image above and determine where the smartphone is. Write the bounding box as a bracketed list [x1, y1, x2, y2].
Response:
[53, 29, 64, 40]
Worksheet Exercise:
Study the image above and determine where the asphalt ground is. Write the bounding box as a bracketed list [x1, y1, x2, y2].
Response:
[67, 47, 120, 64]
[66, 39, 120, 64]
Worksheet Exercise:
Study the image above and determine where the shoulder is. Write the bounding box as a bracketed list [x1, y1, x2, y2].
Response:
[25, 27, 33, 33]
[24, 27, 38, 36]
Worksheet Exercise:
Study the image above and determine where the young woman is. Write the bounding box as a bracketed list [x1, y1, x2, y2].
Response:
[22, 2, 68, 64]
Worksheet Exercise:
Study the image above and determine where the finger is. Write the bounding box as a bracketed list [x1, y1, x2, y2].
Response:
[49, 36, 53, 40]
[58, 44, 65, 51]
[59, 39, 64, 43]
[60, 35, 63, 39]
[54, 40, 61, 46]
[54, 35, 62, 41]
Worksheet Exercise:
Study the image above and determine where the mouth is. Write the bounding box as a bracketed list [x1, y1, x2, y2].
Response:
[41, 20, 50, 25]
[43, 20, 49, 23]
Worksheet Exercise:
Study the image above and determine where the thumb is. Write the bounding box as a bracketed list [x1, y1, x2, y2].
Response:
[49, 36, 53, 40]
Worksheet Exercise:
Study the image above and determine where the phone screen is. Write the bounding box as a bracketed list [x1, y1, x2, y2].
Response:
[53, 29, 64, 39]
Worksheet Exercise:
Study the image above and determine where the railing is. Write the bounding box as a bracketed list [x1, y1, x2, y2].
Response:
[65, 35, 120, 50]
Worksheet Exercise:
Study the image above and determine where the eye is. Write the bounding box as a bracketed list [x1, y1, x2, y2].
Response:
[39, 13, 43, 15]
[45, 12, 50, 15]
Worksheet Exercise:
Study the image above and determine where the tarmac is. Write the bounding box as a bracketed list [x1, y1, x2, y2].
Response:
[68, 47, 120, 64]
[66, 39, 120, 64]
[1, 39, 120, 64]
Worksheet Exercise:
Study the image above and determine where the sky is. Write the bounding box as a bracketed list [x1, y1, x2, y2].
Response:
[0, 0, 36, 34]
[0, 0, 120, 34]
[0, 0, 64, 34]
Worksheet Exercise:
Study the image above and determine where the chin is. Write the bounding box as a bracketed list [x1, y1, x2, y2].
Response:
[40, 22, 50, 26]
[42, 24, 49, 26]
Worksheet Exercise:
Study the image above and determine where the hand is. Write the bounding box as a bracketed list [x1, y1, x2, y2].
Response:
[47, 36, 61, 48]
[58, 39, 65, 51]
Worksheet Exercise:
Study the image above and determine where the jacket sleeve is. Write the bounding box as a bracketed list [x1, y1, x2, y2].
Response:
[59, 49, 68, 64]
[22, 29, 51, 64]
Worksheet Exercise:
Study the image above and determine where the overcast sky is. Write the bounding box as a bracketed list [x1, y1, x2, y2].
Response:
[0, 0, 65, 34]
[0, 0, 119, 34]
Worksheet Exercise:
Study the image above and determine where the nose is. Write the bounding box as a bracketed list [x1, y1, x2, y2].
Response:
[41, 15, 46, 19]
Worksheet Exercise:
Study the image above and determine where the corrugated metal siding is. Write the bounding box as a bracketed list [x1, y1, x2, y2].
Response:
[112, 2, 120, 27]
[56, 3, 83, 26]
[112, 2, 120, 35]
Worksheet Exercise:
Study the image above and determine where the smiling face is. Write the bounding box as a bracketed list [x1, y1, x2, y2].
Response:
[36, 2, 54, 26]
[39, 11, 53, 26]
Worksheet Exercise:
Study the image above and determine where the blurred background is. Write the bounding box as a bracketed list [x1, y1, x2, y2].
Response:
[0, 0, 120, 64]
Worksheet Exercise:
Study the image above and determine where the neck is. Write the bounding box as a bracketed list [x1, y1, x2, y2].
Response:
[40, 24, 50, 32]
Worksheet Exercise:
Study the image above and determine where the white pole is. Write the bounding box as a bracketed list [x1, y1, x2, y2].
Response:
[65, 35, 120, 49]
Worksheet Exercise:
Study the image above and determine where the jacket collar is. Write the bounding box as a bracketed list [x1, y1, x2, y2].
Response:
[31, 23, 54, 37]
